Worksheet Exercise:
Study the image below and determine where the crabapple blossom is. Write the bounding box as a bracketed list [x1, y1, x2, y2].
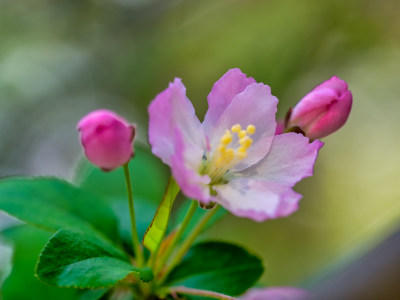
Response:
[148, 68, 323, 222]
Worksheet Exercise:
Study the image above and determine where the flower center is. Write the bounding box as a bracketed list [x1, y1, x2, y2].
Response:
[202, 123, 256, 184]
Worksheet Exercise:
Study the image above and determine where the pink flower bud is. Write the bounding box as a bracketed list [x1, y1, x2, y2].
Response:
[275, 120, 285, 135]
[287, 76, 352, 140]
[77, 109, 135, 171]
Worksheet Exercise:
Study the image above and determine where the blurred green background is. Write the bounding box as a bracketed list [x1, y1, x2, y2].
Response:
[0, 0, 399, 296]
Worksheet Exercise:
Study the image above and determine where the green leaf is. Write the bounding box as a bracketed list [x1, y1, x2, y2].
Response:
[36, 229, 153, 288]
[78, 288, 109, 300]
[1, 225, 78, 300]
[165, 241, 263, 296]
[143, 177, 179, 253]
[0, 177, 118, 240]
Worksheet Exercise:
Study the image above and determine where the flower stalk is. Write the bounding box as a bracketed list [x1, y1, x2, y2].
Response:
[155, 200, 198, 273]
[123, 163, 144, 267]
[158, 205, 220, 283]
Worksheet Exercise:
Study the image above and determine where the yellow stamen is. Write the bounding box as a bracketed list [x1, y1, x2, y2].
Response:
[231, 124, 241, 133]
[239, 137, 253, 148]
[247, 124, 256, 135]
[220, 132, 232, 145]
[238, 130, 247, 139]
[237, 147, 248, 159]
[208, 124, 256, 180]
[215, 157, 224, 167]
[225, 148, 235, 161]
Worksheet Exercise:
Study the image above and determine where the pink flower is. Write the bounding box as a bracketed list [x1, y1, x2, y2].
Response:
[287, 76, 352, 140]
[148, 69, 323, 221]
[241, 287, 310, 300]
[77, 109, 135, 171]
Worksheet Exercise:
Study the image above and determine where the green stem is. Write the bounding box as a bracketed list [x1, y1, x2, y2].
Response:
[158, 205, 220, 283]
[123, 163, 144, 267]
[170, 287, 236, 300]
[155, 200, 198, 273]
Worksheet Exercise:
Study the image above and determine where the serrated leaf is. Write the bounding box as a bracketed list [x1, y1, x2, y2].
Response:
[0, 177, 118, 240]
[165, 241, 263, 296]
[1, 225, 78, 300]
[36, 229, 153, 288]
[143, 178, 179, 253]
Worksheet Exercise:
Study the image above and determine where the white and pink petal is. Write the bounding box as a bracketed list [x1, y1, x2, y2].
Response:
[203, 68, 256, 133]
[148, 78, 206, 166]
[213, 178, 302, 222]
[241, 133, 323, 187]
[170, 128, 212, 204]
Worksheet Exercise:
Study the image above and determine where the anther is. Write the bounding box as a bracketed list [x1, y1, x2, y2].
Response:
[225, 148, 235, 161]
[239, 137, 253, 148]
[231, 124, 241, 133]
[238, 130, 247, 139]
[210, 124, 256, 178]
[218, 145, 226, 153]
[221, 135, 232, 145]
[246, 124, 256, 135]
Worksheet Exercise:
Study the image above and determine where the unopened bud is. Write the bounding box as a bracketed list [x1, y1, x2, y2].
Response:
[77, 109, 135, 171]
[287, 76, 352, 140]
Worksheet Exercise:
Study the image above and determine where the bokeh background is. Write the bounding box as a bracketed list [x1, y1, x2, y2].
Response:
[0, 0, 399, 299]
